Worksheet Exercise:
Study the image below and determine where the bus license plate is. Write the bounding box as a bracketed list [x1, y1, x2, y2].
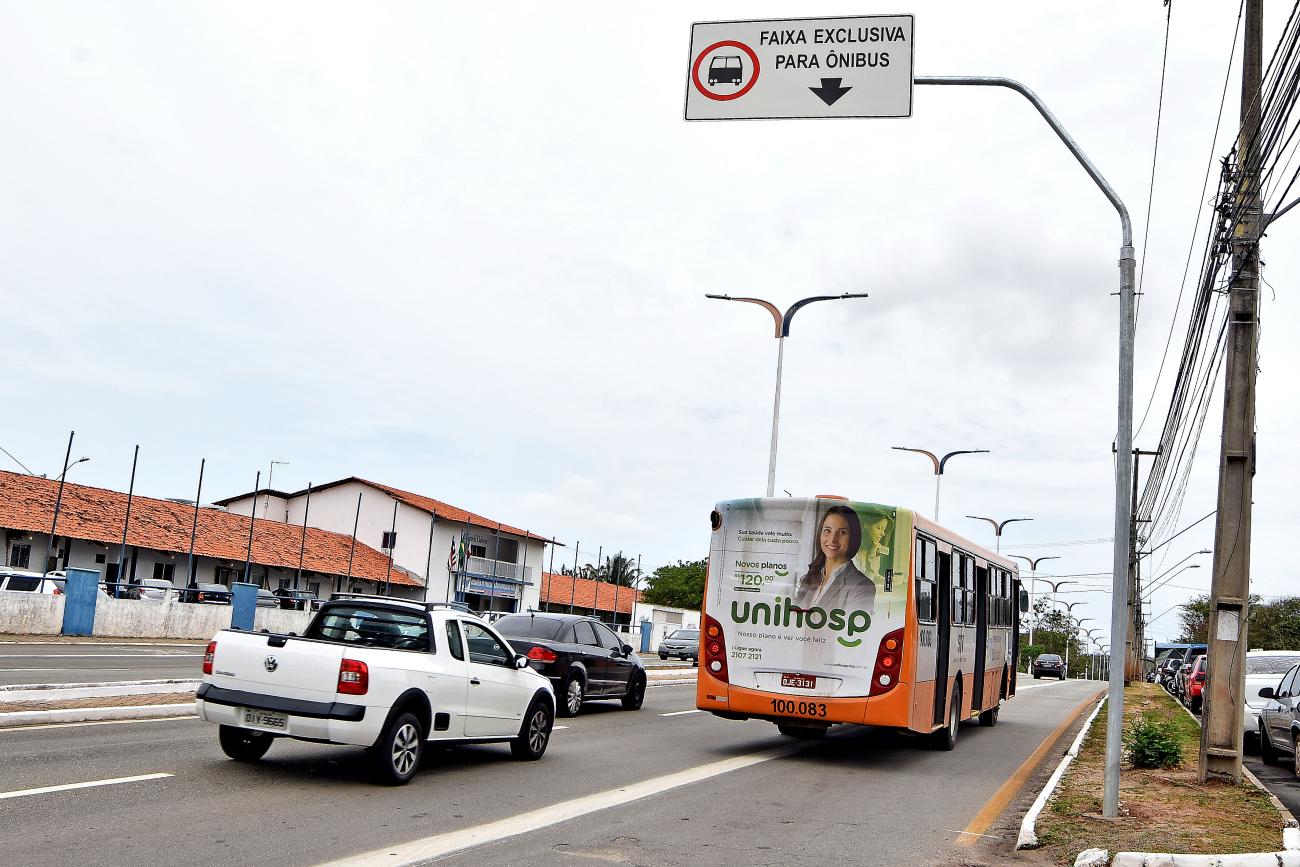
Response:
[781, 673, 817, 690]
[241, 708, 288, 731]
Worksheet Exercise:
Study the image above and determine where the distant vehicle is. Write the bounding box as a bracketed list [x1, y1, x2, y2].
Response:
[179, 583, 233, 605]
[658, 628, 700, 664]
[131, 578, 178, 601]
[0, 570, 110, 597]
[1183, 654, 1207, 714]
[707, 55, 743, 86]
[1033, 653, 1066, 680]
[493, 612, 645, 718]
[255, 589, 280, 609]
[274, 589, 320, 611]
[196, 596, 555, 784]
[1244, 651, 1300, 747]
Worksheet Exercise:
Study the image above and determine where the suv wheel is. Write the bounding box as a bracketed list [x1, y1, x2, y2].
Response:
[511, 699, 554, 761]
[558, 674, 584, 718]
[372, 712, 423, 785]
[218, 725, 273, 762]
[1293, 734, 1300, 780]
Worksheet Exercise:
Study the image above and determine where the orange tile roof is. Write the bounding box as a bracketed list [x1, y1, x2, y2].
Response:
[539, 572, 642, 615]
[0, 470, 422, 587]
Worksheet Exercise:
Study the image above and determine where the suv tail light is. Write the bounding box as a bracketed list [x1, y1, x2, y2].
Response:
[338, 658, 368, 695]
[526, 646, 558, 663]
[197, 592, 205, 602]
[202, 640, 216, 675]
[702, 613, 729, 683]
[870, 628, 904, 696]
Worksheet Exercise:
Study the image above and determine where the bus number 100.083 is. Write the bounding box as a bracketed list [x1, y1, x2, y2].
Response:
[770, 698, 827, 718]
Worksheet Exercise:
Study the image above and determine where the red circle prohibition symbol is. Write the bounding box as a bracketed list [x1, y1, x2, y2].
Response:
[692, 40, 760, 101]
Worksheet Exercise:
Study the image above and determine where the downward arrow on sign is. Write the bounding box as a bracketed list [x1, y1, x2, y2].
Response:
[809, 78, 852, 106]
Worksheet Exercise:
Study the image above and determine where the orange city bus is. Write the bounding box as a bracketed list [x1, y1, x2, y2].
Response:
[696, 496, 1025, 749]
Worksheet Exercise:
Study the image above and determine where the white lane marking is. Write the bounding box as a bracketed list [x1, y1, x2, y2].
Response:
[660, 709, 703, 717]
[0, 654, 201, 659]
[0, 773, 172, 800]
[947, 829, 1001, 839]
[317, 744, 802, 866]
[552, 725, 569, 731]
[0, 716, 199, 734]
[0, 668, 133, 672]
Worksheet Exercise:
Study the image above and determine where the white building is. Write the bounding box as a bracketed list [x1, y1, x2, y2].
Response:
[215, 477, 553, 613]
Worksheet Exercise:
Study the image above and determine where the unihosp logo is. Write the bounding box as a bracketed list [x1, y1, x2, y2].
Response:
[264, 656, 278, 672]
[729, 596, 872, 647]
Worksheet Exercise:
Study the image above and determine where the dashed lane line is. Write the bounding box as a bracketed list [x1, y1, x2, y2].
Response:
[316, 743, 803, 866]
[0, 773, 173, 800]
[660, 709, 703, 717]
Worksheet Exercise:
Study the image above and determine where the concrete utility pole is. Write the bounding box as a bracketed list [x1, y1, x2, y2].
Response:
[1125, 448, 1160, 684]
[1200, 0, 1263, 785]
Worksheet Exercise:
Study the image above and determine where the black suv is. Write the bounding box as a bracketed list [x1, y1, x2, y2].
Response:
[495, 612, 646, 718]
[1033, 653, 1067, 680]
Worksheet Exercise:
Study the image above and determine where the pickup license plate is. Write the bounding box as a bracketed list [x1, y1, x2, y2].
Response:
[781, 673, 817, 690]
[241, 708, 288, 731]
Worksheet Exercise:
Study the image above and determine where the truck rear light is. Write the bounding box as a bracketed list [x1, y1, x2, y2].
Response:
[338, 658, 369, 695]
[870, 628, 904, 696]
[526, 646, 557, 662]
[202, 640, 216, 675]
[702, 613, 729, 683]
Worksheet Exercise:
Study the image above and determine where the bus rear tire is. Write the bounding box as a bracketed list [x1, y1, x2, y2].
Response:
[978, 704, 999, 727]
[933, 684, 961, 751]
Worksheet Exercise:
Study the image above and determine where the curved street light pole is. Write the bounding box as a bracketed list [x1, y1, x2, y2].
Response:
[706, 293, 869, 497]
[1009, 554, 1061, 644]
[966, 515, 1032, 555]
[889, 447, 989, 522]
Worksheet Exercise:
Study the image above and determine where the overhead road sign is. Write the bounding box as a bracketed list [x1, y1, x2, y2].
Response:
[685, 15, 914, 121]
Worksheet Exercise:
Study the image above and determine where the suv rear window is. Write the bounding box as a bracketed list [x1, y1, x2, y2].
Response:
[307, 605, 432, 652]
[1036, 654, 1062, 663]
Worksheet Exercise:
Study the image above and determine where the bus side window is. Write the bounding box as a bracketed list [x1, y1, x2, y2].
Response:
[914, 537, 936, 622]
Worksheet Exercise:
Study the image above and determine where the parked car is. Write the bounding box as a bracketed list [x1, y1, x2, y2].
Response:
[1157, 655, 1184, 693]
[131, 578, 178, 601]
[658, 628, 700, 663]
[196, 597, 554, 784]
[1256, 662, 1300, 769]
[255, 589, 280, 609]
[493, 612, 646, 718]
[1032, 653, 1066, 680]
[274, 589, 320, 611]
[1174, 659, 1199, 703]
[178, 583, 233, 604]
[1245, 651, 1300, 747]
[0, 569, 59, 593]
[1183, 654, 1208, 714]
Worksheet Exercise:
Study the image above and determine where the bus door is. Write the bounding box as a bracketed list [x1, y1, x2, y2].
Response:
[1009, 577, 1023, 697]
[932, 549, 953, 727]
[972, 564, 989, 710]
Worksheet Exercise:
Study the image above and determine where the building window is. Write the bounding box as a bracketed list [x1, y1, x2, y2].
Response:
[470, 544, 487, 559]
[153, 562, 176, 584]
[95, 553, 107, 564]
[9, 544, 31, 569]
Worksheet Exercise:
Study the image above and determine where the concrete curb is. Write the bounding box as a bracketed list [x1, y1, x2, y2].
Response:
[0, 679, 200, 703]
[0, 702, 198, 728]
[1016, 696, 1107, 850]
[647, 678, 697, 687]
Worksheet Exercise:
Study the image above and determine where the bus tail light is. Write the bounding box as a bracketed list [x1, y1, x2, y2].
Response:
[202, 640, 216, 675]
[870, 628, 904, 696]
[338, 658, 369, 695]
[702, 613, 729, 683]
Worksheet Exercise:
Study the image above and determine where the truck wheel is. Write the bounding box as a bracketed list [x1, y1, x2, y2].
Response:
[218, 725, 273, 762]
[558, 674, 584, 718]
[933, 684, 962, 751]
[621, 674, 646, 710]
[511, 699, 554, 761]
[372, 712, 423, 785]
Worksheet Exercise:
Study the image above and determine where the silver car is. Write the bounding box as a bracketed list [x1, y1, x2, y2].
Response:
[1256, 661, 1300, 769]
[658, 628, 700, 663]
[1245, 651, 1300, 747]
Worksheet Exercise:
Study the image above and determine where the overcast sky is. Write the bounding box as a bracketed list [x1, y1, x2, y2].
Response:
[2, 2, 1295, 648]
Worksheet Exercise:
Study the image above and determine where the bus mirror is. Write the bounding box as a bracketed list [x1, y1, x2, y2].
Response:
[1019, 589, 1030, 613]
[710, 510, 721, 531]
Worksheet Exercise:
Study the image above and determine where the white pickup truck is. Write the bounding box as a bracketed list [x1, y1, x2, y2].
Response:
[196, 595, 555, 784]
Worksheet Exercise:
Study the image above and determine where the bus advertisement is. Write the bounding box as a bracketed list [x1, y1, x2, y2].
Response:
[697, 496, 1022, 749]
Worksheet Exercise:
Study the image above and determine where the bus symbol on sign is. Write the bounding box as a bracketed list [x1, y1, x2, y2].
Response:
[781, 673, 817, 690]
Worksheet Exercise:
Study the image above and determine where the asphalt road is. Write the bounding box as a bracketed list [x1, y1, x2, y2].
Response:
[0, 643, 206, 686]
[0, 677, 1101, 866]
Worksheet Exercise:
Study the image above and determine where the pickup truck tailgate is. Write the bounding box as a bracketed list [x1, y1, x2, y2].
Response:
[211, 632, 343, 702]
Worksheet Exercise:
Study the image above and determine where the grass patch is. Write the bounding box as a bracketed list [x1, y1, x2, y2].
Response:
[1033, 683, 1282, 865]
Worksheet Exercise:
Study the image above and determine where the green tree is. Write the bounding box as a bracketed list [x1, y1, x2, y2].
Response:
[1176, 595, 1211, 643]
[641, 559, 707, 610]
[1176, 594, 1300, 649]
